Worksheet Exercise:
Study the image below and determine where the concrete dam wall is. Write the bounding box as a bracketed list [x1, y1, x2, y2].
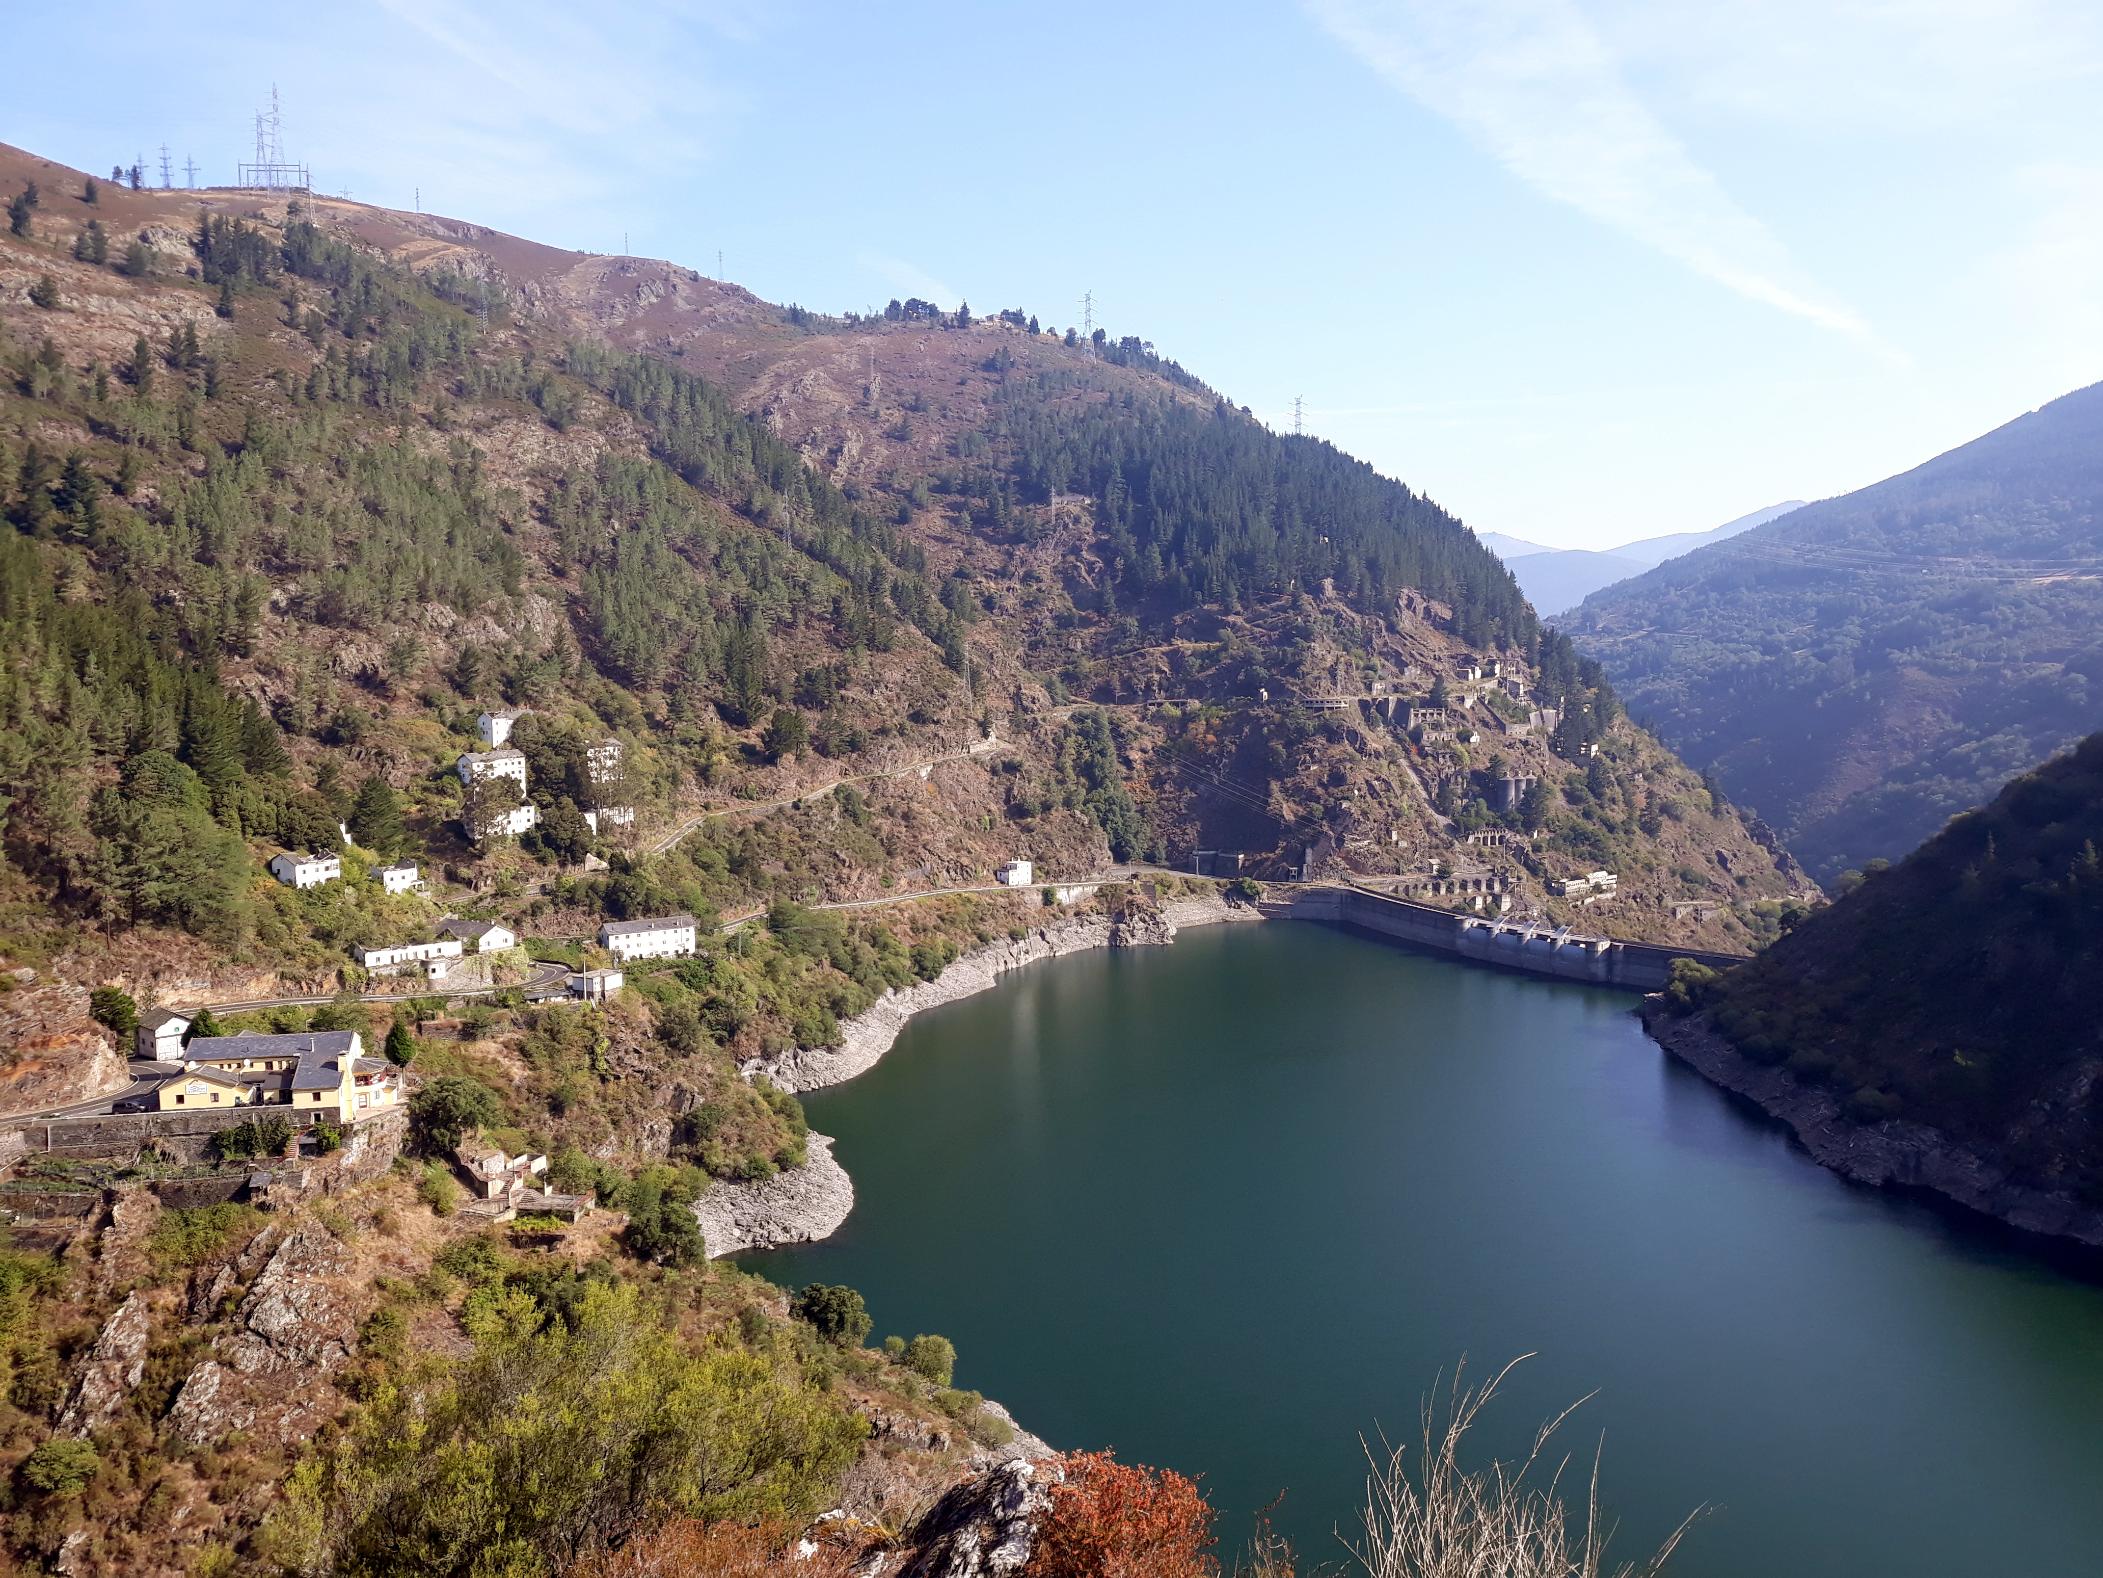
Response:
[1271, 887, 1748, 993]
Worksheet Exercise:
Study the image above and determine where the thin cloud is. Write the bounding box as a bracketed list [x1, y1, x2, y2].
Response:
[859, 252, 963, 309]
[1306, 0, 1881, 346]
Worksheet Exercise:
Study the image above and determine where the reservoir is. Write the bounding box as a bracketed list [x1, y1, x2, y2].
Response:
[742, 922, 2103, 1576]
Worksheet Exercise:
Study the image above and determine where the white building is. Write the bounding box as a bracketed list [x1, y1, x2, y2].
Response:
[438, 918, 517, 953]
[477, 709, 525, 748]
[570, 967, 624, 1002]
[355, 938, 465, 977]
[376, 861, 423, 894]
[586, 736, 623, 784]
[458, 746, 528, 792]
[995, 859, 1034, 887]
[598, 914, 698, 962]
[458, 748, 538, 840]
[135, 1008, 191, 1062]
[268, 851, 342, 889]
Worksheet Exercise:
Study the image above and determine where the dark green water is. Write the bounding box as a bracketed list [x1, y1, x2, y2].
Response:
[742, 923, 2103, 1577]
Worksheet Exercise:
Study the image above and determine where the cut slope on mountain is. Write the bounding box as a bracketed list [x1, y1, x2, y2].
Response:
[1563, 385, 2103, 879]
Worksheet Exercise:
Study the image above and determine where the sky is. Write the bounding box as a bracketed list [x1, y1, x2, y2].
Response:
[8, 0, 2101, 550]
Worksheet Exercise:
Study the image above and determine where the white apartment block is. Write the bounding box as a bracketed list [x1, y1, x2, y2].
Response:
[597, 914, 698, 962]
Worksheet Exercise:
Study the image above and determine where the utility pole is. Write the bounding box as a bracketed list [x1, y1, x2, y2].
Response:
[414, 186, 421, 212]
[158, 145, 173, 188]
[717, 248, 724, 280]
[183, 155, 199, 188]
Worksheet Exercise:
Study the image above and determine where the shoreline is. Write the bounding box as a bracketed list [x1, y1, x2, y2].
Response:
[704, 894, 1258, 1256]
[1642, 1003, 2103, 1250]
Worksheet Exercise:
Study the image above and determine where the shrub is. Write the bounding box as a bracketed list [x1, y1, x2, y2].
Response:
[903, 1333, 956, 1387]
[1661, 959, 1721, 1015]
[89, 986, 137, 1037]
[146, 1203, 261, 1271]
[19, 1438, 98, 1497]
[791, 1284, 871, 1349]
[1032, 1450, 1217, 1578]
[621, 1166, 707, 1267]
[410, 1074, 503, 1152]
[419, 1160, 461, 1217]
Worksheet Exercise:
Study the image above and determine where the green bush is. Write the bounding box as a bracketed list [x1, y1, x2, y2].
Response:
[146, 1204, 260, 1272]
[903, 1333, 956, 1387]
[791, 1284, 871, 1349]
[89, 987, 137, 1037]
[20, 1437, 98, 1497]
[419, 1160, 462, 1218]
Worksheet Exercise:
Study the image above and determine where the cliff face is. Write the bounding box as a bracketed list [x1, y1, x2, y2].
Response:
[0, 985, 125, 1118]
[1645, 1004, 2103, 1248]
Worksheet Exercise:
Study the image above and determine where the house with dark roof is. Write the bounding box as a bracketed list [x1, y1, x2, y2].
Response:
[155, 1031, 402, 1122]
[437, 917, 517, 952]
[134, 1008, 191, 1062]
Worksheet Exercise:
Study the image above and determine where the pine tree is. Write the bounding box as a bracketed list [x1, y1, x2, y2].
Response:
[26, 275, 59, 310]
[6, 193, 32, 237]
[83, 176, 99, 205]
[348, 773, 406, 854]
[216, 278, 236, 319]
[383, 1017, 417, 1067]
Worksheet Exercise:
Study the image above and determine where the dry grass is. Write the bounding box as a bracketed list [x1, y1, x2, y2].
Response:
[1347, 1358, 1699, 1578]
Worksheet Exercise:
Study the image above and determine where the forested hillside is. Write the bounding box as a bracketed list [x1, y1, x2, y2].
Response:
[1664, 733, 2103, 1205]
[1563, 386, 2103, 879]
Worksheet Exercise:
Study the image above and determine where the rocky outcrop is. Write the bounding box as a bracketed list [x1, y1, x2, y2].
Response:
[895, 1457, 1062, 1578]
[0, 984, 126, 1119]
[58, 1291, 153, 1434]
[1645, 1005, 2103, 1248]
[166, 1221, 360, 1443]
[695, 1132, 853, 1259]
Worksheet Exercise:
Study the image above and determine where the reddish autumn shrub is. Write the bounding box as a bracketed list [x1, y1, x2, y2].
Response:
[571, 1518, 860, 1577]
[1028, 1450, 1219, 1578]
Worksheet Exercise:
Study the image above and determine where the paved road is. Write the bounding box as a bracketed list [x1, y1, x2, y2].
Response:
[715, 865, 1184, 933]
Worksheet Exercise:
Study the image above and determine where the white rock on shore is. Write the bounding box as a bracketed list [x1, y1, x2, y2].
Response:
[695, 1131, 854, 1259]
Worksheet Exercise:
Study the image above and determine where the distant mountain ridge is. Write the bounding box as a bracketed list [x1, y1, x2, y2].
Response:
[1478, 502, 1804, 615]
[1563, 382, 2103, 880]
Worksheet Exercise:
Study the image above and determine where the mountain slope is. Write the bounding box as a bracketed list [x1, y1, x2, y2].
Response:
[1658, 732, 2103, 1225]
[1563, 386, 2103, 879]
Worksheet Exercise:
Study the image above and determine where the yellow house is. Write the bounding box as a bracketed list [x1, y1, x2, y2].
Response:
[164, 1031, 402, 1123]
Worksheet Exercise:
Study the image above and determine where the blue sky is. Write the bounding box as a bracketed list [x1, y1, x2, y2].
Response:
[9, 0, 2101, 550]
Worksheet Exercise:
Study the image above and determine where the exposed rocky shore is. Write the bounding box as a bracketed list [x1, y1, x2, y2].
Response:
[696, 1131, 854, 1259]
[703, 894, 1255, 1256]
[1644, 1004, 2103, 1249]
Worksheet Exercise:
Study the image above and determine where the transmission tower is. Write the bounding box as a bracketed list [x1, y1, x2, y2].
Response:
[183, 154, 199, 188]
[158, 145, 173, 189]
[1293, 395, 1304, 436]
[1080, 290, 1096, 354]
[239, 84, 310, 191]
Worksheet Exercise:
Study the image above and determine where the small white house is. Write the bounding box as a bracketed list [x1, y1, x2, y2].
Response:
[570, 967, 624, 1003]
[355, 938, 465, 976]
[477, 710, 525, 748]
[135, 1009, 191, 1062]
[268, 851, 342, 889]
[586, 736, 623, 785]
[376, 861, 423, 895]
[597, 915, 698, 962]
[438, 918, 517, 953]
[995, 859, 1034, 887]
